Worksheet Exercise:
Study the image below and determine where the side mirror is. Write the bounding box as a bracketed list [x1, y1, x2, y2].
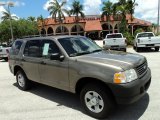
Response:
[50, 53, 64, 61]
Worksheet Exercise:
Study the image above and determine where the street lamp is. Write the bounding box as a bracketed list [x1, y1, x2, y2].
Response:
[0, 1, 14, 41]
[158, 0, 160, 34]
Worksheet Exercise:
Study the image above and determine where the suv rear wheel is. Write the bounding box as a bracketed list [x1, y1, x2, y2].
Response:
[16, 70, 30, 91]
[80, 83, 115, 119]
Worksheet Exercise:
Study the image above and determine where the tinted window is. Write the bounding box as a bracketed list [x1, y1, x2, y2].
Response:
[137, 33, 154, 38]
[10, 40, 23, 55]
[107, 34, 122, 38]
[24, 40, 41, 57]
[41, 40, 60, 58]
[58, 37, 101, 57]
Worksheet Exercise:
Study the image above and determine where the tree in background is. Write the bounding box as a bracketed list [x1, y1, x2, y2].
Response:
[113, 0, 138, 33]
[0, 19, 39, 43]
[70, 0, 85, 34]
[47, 0, 69, 33]
[27, 16, 36, 22]
[101, 1, 113, 34]
[1, 10, 18, 21]
[37, 15, 46, 34]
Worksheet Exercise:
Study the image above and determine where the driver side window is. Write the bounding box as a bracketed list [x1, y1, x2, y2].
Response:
[41, 40, 60, 59]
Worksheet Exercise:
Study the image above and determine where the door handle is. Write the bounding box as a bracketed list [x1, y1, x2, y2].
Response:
[41, 61, 46, 65]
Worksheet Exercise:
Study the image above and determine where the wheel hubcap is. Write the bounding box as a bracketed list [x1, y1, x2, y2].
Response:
[18, 73, 25, 87]
[85, 91, 104, 113]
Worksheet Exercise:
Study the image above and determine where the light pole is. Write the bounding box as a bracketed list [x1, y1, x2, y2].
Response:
[0, 1, 14, 41]
[158, 0, 160, 34]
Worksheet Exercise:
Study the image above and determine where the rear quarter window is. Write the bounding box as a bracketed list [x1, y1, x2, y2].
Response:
[10, 40, 23, 55]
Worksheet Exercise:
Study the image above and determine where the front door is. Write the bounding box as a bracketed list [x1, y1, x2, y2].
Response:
[39, 39, 69, 91]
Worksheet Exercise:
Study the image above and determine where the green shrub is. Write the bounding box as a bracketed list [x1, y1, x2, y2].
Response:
[134, 28, 144, 36]
[123, 32, 134, 45]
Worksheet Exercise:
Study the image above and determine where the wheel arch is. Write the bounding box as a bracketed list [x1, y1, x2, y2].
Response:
[75, 77, 115, 101]
[14, 65, 25, 76]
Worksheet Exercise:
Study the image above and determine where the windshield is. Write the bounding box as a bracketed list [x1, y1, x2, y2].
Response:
[107, 34, 122, 38]
[137, 33, 154, 38]
[58, 37, 102, 57]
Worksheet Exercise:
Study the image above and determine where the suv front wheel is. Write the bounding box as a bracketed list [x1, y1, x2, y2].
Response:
[16, 70, 30, 91]
[80, 83, 115, 119]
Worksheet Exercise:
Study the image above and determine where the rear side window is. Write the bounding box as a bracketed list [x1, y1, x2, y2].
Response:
[24, 40, 41, 57]
[107, 34, 122, 38]
[10, 40, 23, 55]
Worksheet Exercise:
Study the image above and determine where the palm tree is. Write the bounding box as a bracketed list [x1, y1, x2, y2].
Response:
[1, 10, 18, 21]
[102, 1, 113, 34]
[27, 16, 36, 22]
[113, 0, 138, 33]
[37, 15, 45, 35]
[70, 0, 85, 34]
[47, 0, 69, 34]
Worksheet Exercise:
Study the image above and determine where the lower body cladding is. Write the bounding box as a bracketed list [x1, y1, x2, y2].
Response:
[108, 68, 151, 104]
[103, 45, 126, 51]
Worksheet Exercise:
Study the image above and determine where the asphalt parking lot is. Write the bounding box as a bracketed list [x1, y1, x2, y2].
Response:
[0, 47, 160, 120]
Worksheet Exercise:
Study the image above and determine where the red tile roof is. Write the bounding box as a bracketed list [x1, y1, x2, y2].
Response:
[85, 20, 102, 31]
[39, 15, 152, 30]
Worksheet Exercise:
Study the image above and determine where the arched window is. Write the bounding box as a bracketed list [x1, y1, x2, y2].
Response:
[41, 28, 46, 35]
[101, 23, 113, 38]
[71, 25, 84, 35]
[56, 26, 69, 35]
[114, 24, 119, 33]
[47, 27, 54, 35]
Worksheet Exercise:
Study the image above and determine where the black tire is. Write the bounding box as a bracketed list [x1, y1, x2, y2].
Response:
[16, 70, 30, 91]
[136, 46, 140, 52]
[80, 83, 115, 119]
[123, 48, 127, 52]
[155, 47, 159, 52]
[133, 46, 136, 50]
[4, 58, 8, 62]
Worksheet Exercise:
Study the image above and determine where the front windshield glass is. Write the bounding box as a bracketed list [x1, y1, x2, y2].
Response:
[137, 33, 154, 38]
[58, 37, 102, 57]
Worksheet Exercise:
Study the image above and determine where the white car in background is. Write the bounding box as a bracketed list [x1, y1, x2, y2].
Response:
[0, 45, 10, 61]
[134, 32, 160, 52]
[103, 33, 127, 52]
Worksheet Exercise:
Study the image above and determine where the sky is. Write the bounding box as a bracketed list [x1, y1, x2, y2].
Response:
[0, 0, 159, 23]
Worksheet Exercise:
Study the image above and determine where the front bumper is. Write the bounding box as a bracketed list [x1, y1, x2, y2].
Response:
[108, 68, 151, 104]
[0, 54, 8, 59]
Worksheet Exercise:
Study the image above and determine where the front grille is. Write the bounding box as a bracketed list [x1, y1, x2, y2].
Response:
[136, 61, 148, 77]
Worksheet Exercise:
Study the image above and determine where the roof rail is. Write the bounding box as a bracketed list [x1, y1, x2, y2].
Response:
[20, 34, 47, 39]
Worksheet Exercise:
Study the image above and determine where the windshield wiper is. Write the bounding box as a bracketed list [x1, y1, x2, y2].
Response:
[70, 51, 91, 57]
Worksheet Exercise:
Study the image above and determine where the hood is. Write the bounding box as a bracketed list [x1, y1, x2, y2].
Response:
[76, 50, 146, 70]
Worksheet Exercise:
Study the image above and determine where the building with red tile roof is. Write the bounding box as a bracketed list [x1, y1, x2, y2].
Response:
[38, 15, 152, 40]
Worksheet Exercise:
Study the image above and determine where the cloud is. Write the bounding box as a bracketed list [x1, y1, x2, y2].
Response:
[0, 6, 6, 22]
[135, 0, 158, 23]
[14, 1, 25, 7]
[83, 0, 102, 15]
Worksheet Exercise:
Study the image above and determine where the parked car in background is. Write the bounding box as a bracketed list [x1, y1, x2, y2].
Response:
[0, 45, 10, 61]
[9, 36, 151, 119]
[134, 32, 160, 52]
[103, 33, 127, 52]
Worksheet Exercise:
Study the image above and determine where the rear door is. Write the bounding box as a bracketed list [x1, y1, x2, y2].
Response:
[22, 40, 42, 82]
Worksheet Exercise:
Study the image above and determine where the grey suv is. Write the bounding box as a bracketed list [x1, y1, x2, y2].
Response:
[9, 36, 151, 119]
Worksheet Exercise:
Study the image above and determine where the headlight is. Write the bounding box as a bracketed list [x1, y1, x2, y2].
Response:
[114, 69, 138, 84]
